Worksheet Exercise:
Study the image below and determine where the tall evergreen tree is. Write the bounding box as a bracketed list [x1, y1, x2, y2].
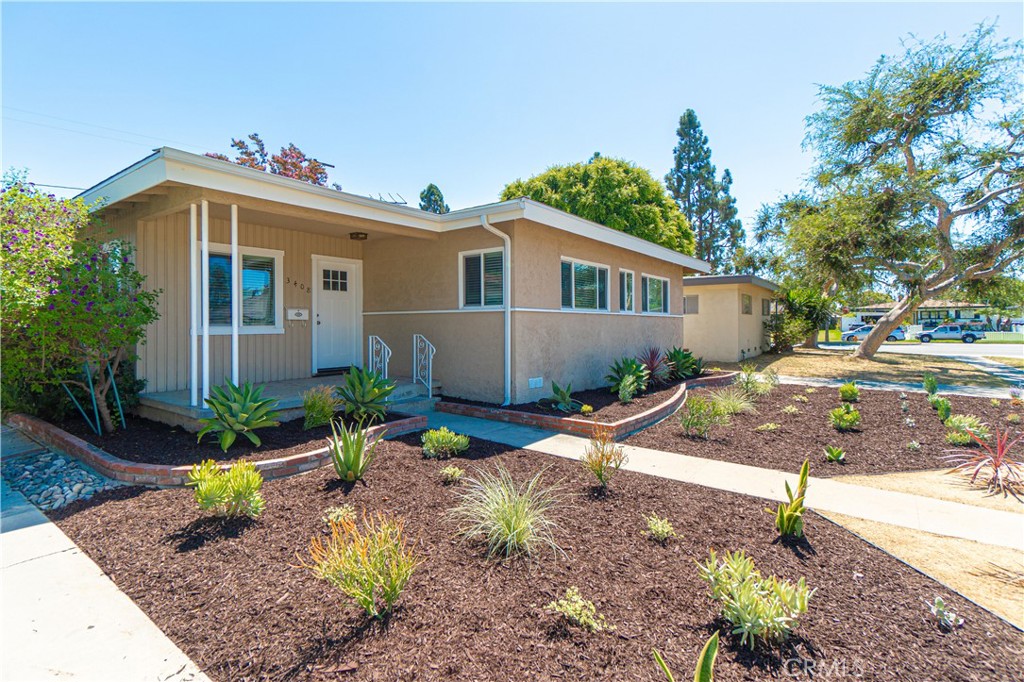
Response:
[665, 110, 745, 271]
[419, 183, 450, 214]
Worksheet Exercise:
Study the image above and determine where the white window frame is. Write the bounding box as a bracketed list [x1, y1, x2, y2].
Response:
[561, 257, 610, 311]
[641, 273, 671, 315]
[458, 248, 504, 309]
[204, 242, 285, 335]
[683, 294, 699, 315]
[618, 269, 635, 314]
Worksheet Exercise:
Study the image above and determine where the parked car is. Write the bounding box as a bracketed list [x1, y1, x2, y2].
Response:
[915, 324, 986, 344]
[842, 326, 906, 343]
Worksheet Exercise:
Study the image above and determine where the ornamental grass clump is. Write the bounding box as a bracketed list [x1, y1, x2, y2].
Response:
[300, 513, 422, 620]
[545, 587, 613, 632]
[735, 363, 776, 399]
[187, 459, 266, 519]
[829, 403, 861, 431]
[580, 427, 627, 491]
[944, 428, 1023, 498]
[643, 512, 677, 544]
[697, 549, 813, 649]
[197, 380, 281, 452]
[678, 396, 730, 439]
[327, 419, 381, 482]
[421, 427, 470, 460]
[709, 386, 756, 416]
[449, 466, 562, 559]
[838, 381, 860, 403]
[767, 459, 809, 538]
[302, 385, 340, 430]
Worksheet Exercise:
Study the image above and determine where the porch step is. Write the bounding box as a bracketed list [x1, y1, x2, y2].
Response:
[387, 378, 442, 414]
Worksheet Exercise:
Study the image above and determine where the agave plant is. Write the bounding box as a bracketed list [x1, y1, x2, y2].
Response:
[337, 366, 396, 424]
[665, 347, 697, 380]
[537, 381, 583, 413]
[197, 380, 281, 452]
[327, 418, 382, 482]
[638, 347, 672, 386]
[606, 357, 650, 394]
[944, 428, 1023, 498]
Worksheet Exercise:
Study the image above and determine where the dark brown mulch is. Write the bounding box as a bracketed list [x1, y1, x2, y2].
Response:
[50, 435, 1021, 681]
[626, 384, 1021, 477]
[61, 412, 410, 467]
[442, 379, 688, 422]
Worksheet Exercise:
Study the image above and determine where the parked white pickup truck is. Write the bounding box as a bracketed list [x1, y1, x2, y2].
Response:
[915, 324, 986, 344]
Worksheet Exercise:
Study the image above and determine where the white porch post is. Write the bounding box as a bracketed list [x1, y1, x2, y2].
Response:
[230, 204, 240, 384]
[189, 203, 198, 407]
[201, 199, 211, 402]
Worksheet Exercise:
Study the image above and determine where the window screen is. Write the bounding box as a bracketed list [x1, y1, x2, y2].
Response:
[619, 271, 634, 312]
[463, 251, 503, 307]
[641, 276, 670, 313]
[562, 260, 608, 310]
[683, 295, 699, 315]
[206, 252, 277, 327]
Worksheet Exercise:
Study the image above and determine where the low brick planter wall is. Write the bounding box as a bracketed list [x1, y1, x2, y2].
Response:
[436, 372, 737, 441]
[6, 412, 427, 488]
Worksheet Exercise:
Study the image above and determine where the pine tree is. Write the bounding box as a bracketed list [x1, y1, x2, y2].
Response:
[716, 169, 746, 272]
[419, 183, 450, 214]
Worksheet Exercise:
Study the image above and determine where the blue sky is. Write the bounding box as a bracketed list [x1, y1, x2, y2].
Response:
[3, 2, 1021, 232]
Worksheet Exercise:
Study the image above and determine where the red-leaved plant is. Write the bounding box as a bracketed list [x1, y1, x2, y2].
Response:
[944, 427, 1023, 498]
[638, 347, 672, 387]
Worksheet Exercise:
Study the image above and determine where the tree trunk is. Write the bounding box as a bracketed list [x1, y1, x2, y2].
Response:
[803, 329, 819, 349]
[851, 295, 919, 360]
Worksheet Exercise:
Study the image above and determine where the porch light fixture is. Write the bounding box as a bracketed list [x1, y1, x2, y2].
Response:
[349, 231, 368, 241]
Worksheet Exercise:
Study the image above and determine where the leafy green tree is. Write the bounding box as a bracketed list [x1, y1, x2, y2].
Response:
[207, 133, 332, 186]
[501, 154, 695, 254]
[1, 180, 160, 432]
[759, 25, 1023, 359]
[955, 275, 1024, 327]
[666, 110, 745, 271]
[419, 183, 450, 214]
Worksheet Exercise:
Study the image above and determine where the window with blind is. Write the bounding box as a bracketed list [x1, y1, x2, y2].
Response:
[561, 259, 608, 310]
[619, 270, 634, 313]
[462, 250, 503, 307]
[205, 245, 282, 331]
[641, 275, 670, 314]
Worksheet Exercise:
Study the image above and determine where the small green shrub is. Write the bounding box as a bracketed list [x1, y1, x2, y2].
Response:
[944, 414, 990, 442]
[665, 346, 697, 380]
[643, 512, 677, 544]
[1007, 413, 1022, 425]
[946, 430, 973, 446]
[805, 387, 817, 394]
[186, 459, 266, 519]
[923, 373, 939, 396]
[421, 427, 470, 460]
[755, 422, 781, 432]
[838, 381, 860, 403]
[197, 380, 281, 452]
[440, 465, 465, 485]
[538, 380, 582, 413]
[323, 504, 356, 525]
[781, 405, 800, 415]
[678, 396, 730, 439]
[990, 398, 1001, 407]
[907, 440, 921, 451]
[302, 385, 340, 430]
[580, 427, 627, 490]
[653, 633, 719, 682]
[928, 597, 963, 632]
[937, 398, 952, 422]
[545, 587, 613, 632]
[901, 401, 911, 414]
[823, 445, 846, 463]
[792, 395, 809, 403]
[302, 513, 421, 619]
[606, 357, 650, 395]
[829, 403, 861, 431]
[618, 374, 640, 404]
[580, 404, 594, 416]
[697, 549, 813, 649]
[336, 367, 395, 423]
[709, 386, 756, 416]
[449, 466, 561, 559]
[768, 459, 809, 537]
[905, 416, 917, 428]
[327, 419, 381, 482]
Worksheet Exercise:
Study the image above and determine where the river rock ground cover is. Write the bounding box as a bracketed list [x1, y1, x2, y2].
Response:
[49, 434, 1021, 681]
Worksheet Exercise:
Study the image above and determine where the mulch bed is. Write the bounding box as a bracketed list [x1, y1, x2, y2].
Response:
[442, 379, 686, 422]
[50, 435, 1021, 681]
[61, 412, 409, 468]
[626, 384, 1021, 477]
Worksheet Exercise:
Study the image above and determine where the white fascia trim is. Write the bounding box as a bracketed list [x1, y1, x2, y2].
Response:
[514, 307, 684, 319]
[363, 309, 503, 316]
[362, 307, 684, 318]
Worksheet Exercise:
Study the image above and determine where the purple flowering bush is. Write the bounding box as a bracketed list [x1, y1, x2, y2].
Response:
[2, 179, 160, 432]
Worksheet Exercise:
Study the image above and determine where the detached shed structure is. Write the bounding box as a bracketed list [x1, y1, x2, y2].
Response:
[682, 275, 780, 363]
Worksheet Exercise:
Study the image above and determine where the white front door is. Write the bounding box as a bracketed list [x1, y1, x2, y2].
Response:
[312, 256, 362, 372]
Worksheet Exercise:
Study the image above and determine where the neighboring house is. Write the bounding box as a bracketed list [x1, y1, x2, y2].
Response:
[77, 147, 710, 422]
[681, 275, 780, 363]
[840, 300, 988, 332]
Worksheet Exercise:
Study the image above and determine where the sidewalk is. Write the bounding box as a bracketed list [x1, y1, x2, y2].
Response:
[2, 429, 210, 682]
[777, 374, 1012, 399]
[424, 412, 1024, 550]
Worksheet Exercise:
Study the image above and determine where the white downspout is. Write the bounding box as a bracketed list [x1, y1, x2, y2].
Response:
[479, 215, 511, 406]
[201, 199, 211, 402]
[230, 204, 240, 385]
[189, 203, 198, 407]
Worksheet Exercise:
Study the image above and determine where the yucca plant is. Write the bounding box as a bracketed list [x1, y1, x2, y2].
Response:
[652, 632, 719, 682]
[580, 426, 627, 490]
[197, 380, 281, 452]
[823, 445, 846, 463]
[186, 459, 266, 519]
[638, 346, 672, 386]
[606, 357, 650, 394]
[538, 381, 582, 413]
[708, 386, 756, 416]
[767, 459, 809, 537]
[336, 366, 395, 423]
[326, 418, 381, 482]
[448, 466, 561, 559]
[421, 427, 470, 459]
[665, 346, 697, 380]
[301, 512, 422, 619]
[944, 427, 1023, 498]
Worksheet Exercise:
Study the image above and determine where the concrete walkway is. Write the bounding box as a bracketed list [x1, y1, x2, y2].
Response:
[424, 412, 1024, 550]
[776, 374, 1013, 399]
[1, 428, 210, 682]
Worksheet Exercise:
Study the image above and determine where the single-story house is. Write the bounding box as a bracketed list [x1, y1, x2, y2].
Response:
[680, 275, 780, 363]
[840, 300, 988, 332]
[77, 147, 711, 423]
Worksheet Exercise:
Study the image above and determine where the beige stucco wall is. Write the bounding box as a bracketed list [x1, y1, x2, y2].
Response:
[682, 283, 775, 363]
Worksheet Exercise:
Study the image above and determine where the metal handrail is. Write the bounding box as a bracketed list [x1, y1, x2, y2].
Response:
[368, 335, 392, 379]
[412, 333, 436, 398]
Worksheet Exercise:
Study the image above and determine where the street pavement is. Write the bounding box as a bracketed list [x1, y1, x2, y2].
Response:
[823, 341, 1022, 360]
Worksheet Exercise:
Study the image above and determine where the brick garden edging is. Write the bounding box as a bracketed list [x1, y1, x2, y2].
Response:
[6, 412, 427, 488]
[436, 372, 737, 441]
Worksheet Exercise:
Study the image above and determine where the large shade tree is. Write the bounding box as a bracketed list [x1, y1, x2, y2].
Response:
[501, 154, 695, 255]
[759, 25, 1023, 359]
